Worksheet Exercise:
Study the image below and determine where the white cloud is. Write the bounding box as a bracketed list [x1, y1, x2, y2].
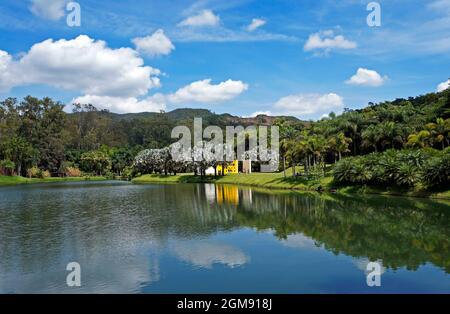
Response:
[247, 18, 266, 32]
[168, 79, 248, 103]
[0, 35, 163, 112]
[304, 30, 357, 52]
[132, 29, 175, 57]
[437, 79, 450, 92]
[345, 68, 388, 87]
[72, 94, 166, 114]
[0, 50, 15, 91]
[178, 10, 220, 27]
[274, 93, 344, 119]
[247, 111, 272, 117]
[30, 0, 68, 20]
[18, 35, 160, 97]
[0, 35, 166, 113]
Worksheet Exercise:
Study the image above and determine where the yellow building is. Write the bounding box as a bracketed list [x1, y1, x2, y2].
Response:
[216, 160, 238, 175]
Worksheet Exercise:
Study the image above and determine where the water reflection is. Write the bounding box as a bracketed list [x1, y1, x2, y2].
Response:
[0, 181, 448, 293]
[171, 240, 249, 269]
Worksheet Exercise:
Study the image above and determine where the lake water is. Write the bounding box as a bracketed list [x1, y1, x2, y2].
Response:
[0, 181, 449, 293]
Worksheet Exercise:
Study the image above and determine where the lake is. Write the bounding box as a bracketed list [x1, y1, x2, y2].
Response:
[0, 181, 449, 293]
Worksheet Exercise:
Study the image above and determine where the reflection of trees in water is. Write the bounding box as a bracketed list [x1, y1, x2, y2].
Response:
[236, 190, 450, 273]
[0, 183, 449, 278]
[164, 184, 450, 274]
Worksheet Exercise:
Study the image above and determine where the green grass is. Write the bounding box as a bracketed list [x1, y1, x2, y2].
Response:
[132, 167, 450, 200]
[0, 175, 107, 186]
[133, 168, 333, 191]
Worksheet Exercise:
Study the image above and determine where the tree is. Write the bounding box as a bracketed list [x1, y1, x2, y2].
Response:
[0, 159, 15, 176]
[1, 136, 37, 176]
[329, 132, 352, 162]
[362, 125, 380, 153]
[425, 118, 450, 149]
[406, 130, 431, 148]
[80, 150, 112, 175]
[275, 119, 299, 177]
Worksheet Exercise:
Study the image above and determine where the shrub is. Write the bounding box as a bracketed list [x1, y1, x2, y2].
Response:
[41, 170, 51, 178]
[65, 166, 82, 177]
[422, 148, 450, 187]
[27, 167, 50, 178]
[27, 166, 41, 178]
[333, 157, 356, 184]
[0, 159, 15, 176]
[333, 149, 442, 188]
[122, 166, 135, 180]
[104, 171, 115, 180]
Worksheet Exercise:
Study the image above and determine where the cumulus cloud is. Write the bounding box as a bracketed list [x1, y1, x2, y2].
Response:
[437, 79, 450, 92]
[304, 30, 357, 53]
[345, 68, 388, 87]
[30, 0, 68, 20]
[72, 94, 166, 114]
[168, 79, 248, 103]
[247, 18, 266, 32]
[18, 35, 160, 97]
[178, 10, 220, 27]
[0, 51, 15, 91]
[0, 35, 163, 112]
[274, 93, 344, 119]
[132, 29, 175, 57]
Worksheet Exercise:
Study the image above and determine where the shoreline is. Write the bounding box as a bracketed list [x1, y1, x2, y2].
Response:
[2, 174, 448, 201]
[0, 176, 107, 186]
[131, 173, 450, 201]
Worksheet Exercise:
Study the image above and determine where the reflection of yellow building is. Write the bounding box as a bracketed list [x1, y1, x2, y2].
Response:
[216, 185, 239, 205]
[216, 160, 238, 175]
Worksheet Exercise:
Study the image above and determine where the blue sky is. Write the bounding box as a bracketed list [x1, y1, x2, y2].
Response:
[0, 0, 449, 119]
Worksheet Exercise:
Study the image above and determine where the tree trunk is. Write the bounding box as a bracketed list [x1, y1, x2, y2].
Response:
[292, 159, 296, 177]
[338, 151, 342, 161]
[283, 157, 286, 178]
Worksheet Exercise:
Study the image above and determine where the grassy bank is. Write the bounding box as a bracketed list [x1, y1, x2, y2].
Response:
[132, 169, 450, 200]
[0, 175, 107, 186]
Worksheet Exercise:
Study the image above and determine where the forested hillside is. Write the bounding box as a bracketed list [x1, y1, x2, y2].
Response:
[0, 88, 449, 184]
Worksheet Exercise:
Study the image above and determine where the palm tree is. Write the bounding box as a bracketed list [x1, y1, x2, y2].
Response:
[276, 120, 298, 177]
[406, 130, 431, 148]
[339, 112, 363, 155]
[333, 132, 352, 161]
[362, 125, 380, 152]
[308, 135, 328, 169]
[378, 121, 401, 149]
[425, 118, 450, 149]
[279, 139, 289, 177]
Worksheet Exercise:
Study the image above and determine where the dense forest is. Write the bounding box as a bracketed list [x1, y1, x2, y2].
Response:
[0, 88, 449, 187]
